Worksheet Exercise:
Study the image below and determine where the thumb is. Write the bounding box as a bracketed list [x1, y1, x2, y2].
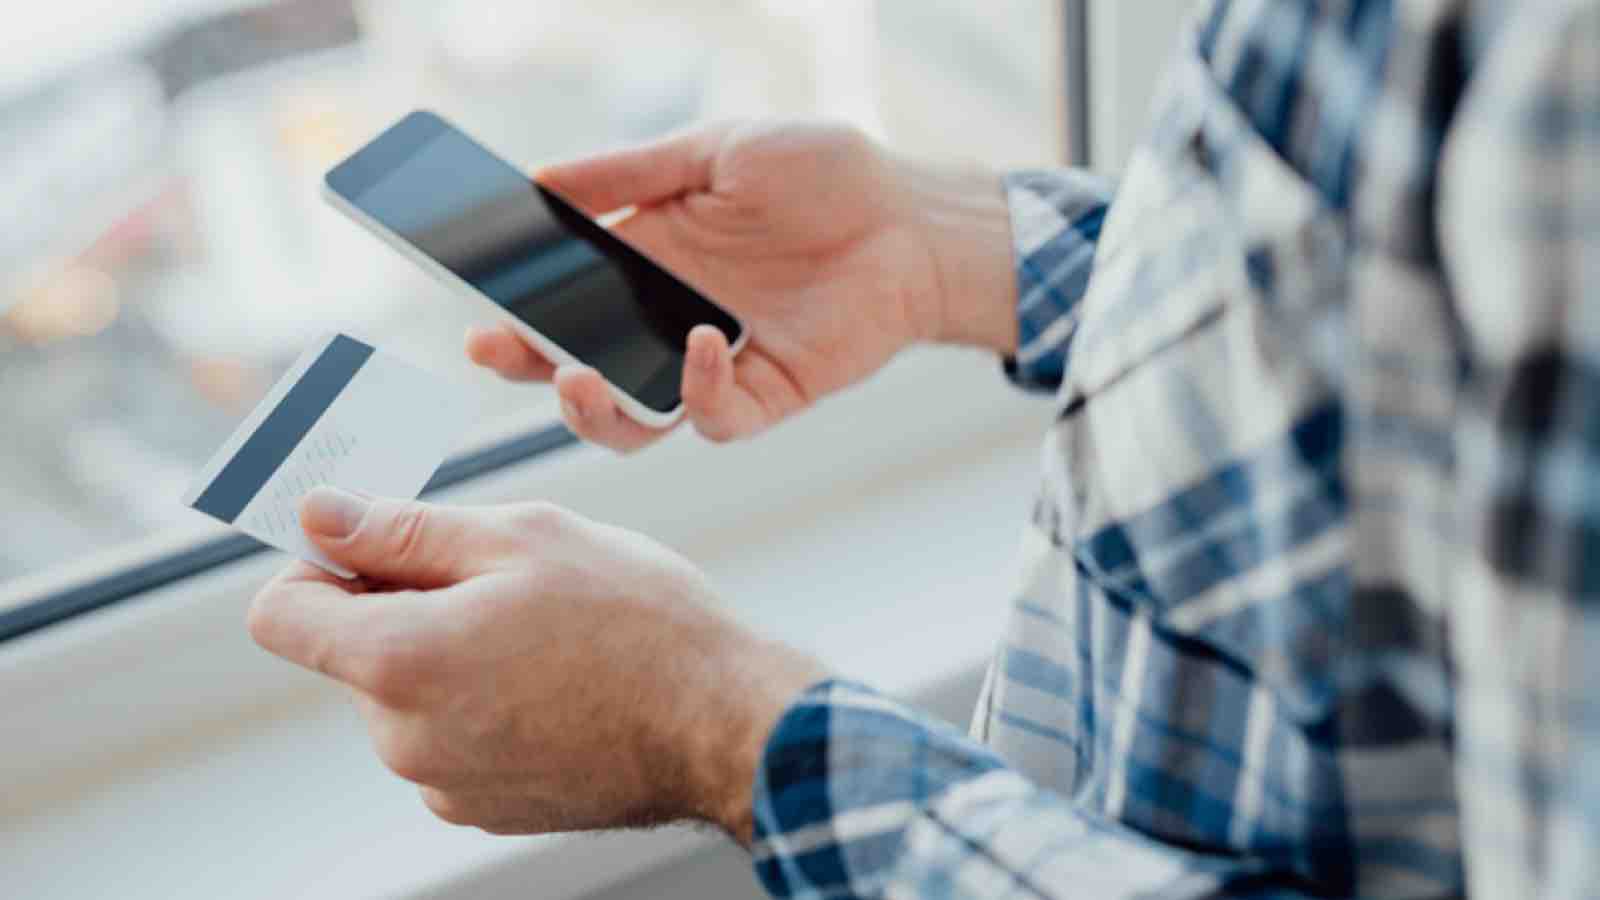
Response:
[299, 488, 511, 588]
[536, 123, 727, 215]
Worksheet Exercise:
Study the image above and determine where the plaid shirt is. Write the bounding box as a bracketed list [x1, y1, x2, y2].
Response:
[750, 1, 1600, 897]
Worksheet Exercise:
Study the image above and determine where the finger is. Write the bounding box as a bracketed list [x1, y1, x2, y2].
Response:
[603, 206, 698, 278]
[361, 708, 476, 787]
[535, 123, 729, 215]
[420, 786, 512, 830]
[465, 325, 554, 383]
[247, 562, 388, 685]
[553, 365, 671, 453]
[299, 488, 522, 587]
[681, 325, 768, 442]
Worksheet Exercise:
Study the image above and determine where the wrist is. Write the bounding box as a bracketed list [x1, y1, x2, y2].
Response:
[892, 159, 1018, 355]
[685, 632, 827, 845]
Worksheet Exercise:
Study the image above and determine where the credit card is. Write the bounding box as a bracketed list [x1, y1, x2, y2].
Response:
[183, 333, 479, 578]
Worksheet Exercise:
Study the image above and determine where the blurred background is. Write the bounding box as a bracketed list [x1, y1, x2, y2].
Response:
[0, 0, 1063, 591]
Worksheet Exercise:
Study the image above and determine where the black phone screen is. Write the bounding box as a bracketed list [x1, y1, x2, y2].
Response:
[325, 110, 742, 414]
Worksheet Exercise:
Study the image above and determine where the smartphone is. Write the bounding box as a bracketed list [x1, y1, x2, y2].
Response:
[322, 110, 747, 427]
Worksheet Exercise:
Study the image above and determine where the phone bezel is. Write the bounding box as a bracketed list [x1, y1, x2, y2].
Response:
[321, 110, 749, 428]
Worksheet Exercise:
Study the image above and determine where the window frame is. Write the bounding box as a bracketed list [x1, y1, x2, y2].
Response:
[1062, 0, 1092, 165]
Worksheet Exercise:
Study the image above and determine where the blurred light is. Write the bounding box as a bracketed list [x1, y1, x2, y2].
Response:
[273, 92, 359, 170]
[188, 356, 267, 411]
[4, 265, 122, 343]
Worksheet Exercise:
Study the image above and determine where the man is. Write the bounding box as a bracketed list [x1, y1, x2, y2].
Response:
[248, 2, 1600, 896]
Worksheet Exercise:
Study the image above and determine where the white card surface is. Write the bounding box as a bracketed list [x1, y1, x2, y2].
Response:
[183, 333, 478, 578]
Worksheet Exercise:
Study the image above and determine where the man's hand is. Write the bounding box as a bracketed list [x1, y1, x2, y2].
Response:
[466, 119, 1017, 451]
[247, 486, 826, 842]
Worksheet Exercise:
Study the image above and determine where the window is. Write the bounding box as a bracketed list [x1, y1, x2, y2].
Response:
[0, 0, 1077, 637]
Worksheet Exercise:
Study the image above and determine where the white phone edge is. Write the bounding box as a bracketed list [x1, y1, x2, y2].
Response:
[320, 182, 749, 429]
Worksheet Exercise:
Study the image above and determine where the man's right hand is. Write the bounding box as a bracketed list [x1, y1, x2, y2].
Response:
[466, 119, 1017, 452]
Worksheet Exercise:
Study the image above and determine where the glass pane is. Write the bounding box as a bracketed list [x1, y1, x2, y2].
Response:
[0, 0, 1065, 594]
[875, 0, 1064, 167]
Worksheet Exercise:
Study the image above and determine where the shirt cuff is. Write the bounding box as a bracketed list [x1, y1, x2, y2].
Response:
[750, 680, 1007, 899]
[1002, 169, 1114, 392]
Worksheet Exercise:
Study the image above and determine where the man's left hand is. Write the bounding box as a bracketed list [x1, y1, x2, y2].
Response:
[247, 487, 825, 843]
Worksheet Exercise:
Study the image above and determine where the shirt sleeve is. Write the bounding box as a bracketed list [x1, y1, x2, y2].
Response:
[751, 682, 1325, 899]
[1000, 169, 1113, 392]
[1436, 7, 1600, 897]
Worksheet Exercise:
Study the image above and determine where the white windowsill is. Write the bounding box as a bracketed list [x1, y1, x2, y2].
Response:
[0, 347, 1049, 899]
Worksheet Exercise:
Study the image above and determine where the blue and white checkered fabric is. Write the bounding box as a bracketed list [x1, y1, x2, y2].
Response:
[751, 1, 1600, 897]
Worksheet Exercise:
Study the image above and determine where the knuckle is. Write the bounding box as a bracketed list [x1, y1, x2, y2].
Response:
[421, 788, 474, 826]
[698, 420, 739, 444]
[377, 730, 438, 786]
[568, 419, 618, 448]
[600, 431, 651, 455]
[358, 653, 406, 705]
[358, 634, 431, 706]
[835, 124, 876, 158]
[571, 423, 611, 448]
[508, 501, 569, 537]
[304, 637, 342, 682]
[805, 121, 874, 165]
[244, 591, 278, 647]
[524, 557, 577, 598]
[386, 503, 431, 564]
[386, 751, 435, 786]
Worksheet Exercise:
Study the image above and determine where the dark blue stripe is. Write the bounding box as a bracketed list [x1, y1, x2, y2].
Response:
[1202, 0, 1397, 212]
[1016, 600, 1064, 624]
[1259, 3, 1315, 152]
[1215, 868, 1343, 899]
[192, 335, 373, 523]
[995, 711, 1080, 747]
[1197, 0, 1232, 59]
[1070, 203, 1108, 243]
[1003, 647, 1077, 699]
[1333, 0, 1395, 210]
[1122, 755, 1245, 848]
[1354, 836, 1464, 888]
[1081, 403, 1344, 585]
[753, 837, 854, 892]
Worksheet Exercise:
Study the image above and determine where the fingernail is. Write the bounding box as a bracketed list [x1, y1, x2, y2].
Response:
[562, 398, 585, 421]
[301, 486, 369, 539]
